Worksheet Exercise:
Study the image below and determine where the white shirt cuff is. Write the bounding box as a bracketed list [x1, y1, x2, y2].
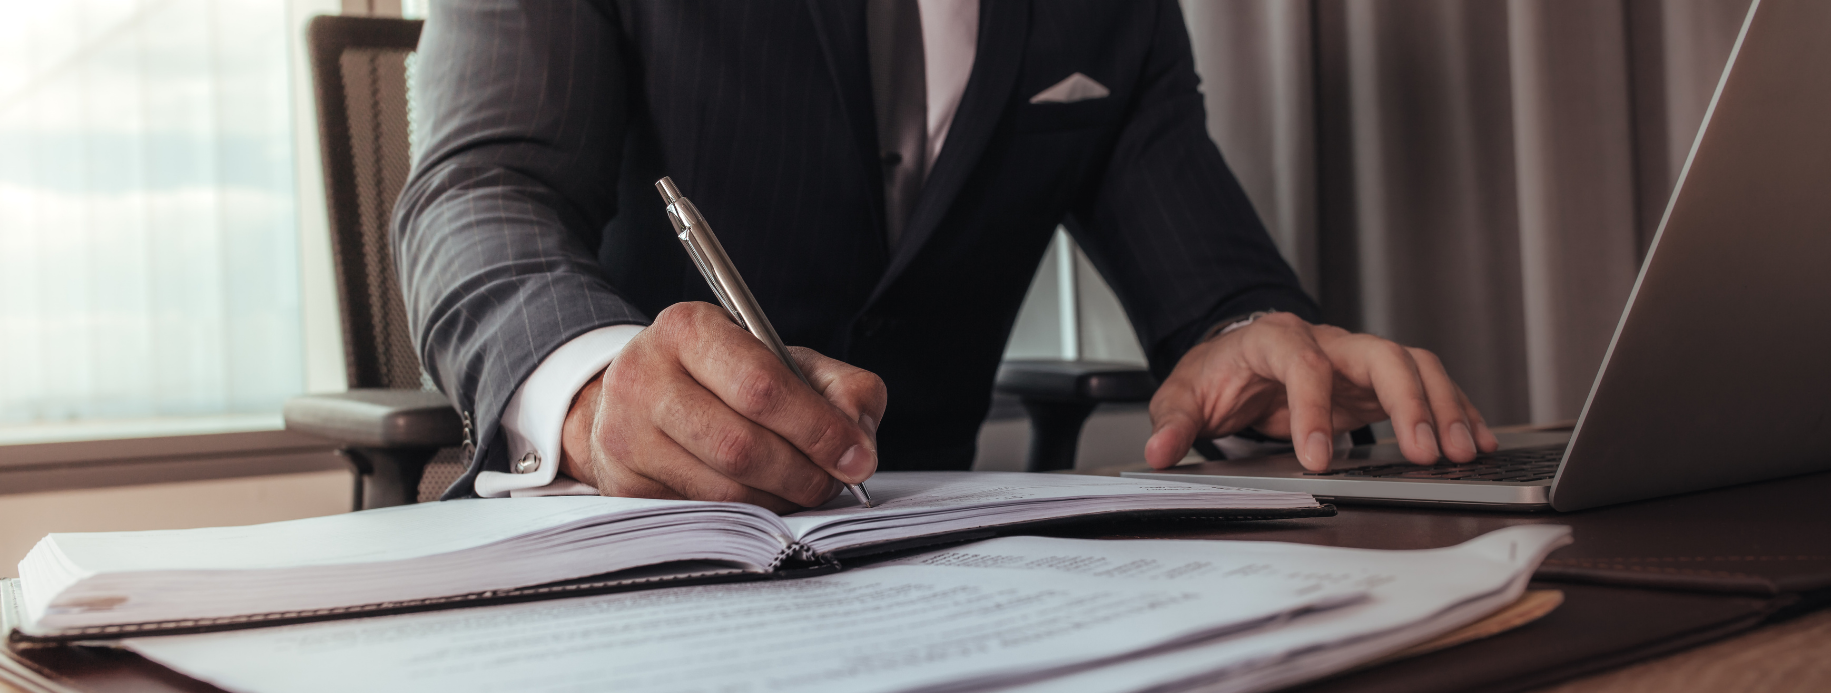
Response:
[475, 324, 646, 498]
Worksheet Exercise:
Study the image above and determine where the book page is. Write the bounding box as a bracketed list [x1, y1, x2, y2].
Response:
[125, 556, 1363, 693]
[781, 472, 1316, 553]
[22, 497, 793, 633]
[41, 496, 749, 573]
[793, 472, 1312, 521]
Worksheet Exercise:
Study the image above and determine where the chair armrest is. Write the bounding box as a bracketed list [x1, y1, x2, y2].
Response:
[994, 360, 1157, 403]
[283, 389, 464, 448]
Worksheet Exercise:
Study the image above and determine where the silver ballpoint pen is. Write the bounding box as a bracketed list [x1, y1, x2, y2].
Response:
[655, 177, 875, 508]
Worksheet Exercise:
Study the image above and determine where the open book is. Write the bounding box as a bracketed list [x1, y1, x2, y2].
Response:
[10, 472, 1324, 642]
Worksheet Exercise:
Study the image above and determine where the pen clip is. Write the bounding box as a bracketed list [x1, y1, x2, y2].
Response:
[664, 198, 751, 332]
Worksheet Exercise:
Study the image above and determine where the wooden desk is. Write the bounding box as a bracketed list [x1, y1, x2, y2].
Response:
[1532, 607, 1831, 692]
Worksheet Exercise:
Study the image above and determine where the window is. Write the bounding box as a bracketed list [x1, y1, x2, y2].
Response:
[0, 0, 306, 444]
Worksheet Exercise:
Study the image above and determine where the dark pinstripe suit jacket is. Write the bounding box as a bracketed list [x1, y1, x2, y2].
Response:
[395, 0, 1319, 498]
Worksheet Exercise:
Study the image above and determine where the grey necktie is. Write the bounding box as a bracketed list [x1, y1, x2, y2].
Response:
[868, 0, 927, 246]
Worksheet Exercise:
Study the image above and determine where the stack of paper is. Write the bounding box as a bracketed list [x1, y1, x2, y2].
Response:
[120, 525, 1570, 693]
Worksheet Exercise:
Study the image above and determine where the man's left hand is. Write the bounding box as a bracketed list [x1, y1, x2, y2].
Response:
[1144, 312, 1500, 471]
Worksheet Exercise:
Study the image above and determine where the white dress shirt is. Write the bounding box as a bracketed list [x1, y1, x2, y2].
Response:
[477, 0, 981, 497]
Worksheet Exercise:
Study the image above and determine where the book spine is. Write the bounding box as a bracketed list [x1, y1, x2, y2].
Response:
[768, 543, 813, 571]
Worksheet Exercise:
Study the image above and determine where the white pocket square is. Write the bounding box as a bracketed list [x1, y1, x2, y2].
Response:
[1029, 72, 1110, 104]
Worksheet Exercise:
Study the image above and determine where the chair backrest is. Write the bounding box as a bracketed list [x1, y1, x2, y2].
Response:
[306, 16, 427, 391]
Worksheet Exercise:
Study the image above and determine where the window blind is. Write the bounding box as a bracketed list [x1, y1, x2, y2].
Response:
[0, 0, 303, 439]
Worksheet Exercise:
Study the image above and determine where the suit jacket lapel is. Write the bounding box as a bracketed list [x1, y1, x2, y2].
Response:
[804, 0, 890, 251]
[869, 0, 1030, 305]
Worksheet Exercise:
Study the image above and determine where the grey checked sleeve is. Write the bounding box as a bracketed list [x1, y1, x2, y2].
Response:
[392, 0, 647, 498]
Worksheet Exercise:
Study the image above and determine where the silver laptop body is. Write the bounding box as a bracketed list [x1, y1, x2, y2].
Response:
[1127, 0, 1831, 512]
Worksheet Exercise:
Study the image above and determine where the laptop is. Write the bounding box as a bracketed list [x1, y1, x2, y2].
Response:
[1126, 0, 1831, 512]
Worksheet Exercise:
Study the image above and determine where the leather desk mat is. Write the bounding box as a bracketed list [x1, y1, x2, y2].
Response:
[1292, 582, 1815, 693]
[1065, 468, 1831, 596]
[10, 470, 1831, 692]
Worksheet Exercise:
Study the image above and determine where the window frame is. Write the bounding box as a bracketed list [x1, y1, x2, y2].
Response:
[0, 1, 351, 489]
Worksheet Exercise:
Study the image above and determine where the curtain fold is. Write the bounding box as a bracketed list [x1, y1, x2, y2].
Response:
[1507, 0, 1641, 423]
[1183, 0, 1749, 425]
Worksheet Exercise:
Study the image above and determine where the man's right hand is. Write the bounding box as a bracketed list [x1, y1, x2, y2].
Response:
[559, 302, 886, 513]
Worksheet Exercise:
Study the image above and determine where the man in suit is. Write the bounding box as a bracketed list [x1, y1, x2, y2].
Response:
[396, 0, 1499, 509]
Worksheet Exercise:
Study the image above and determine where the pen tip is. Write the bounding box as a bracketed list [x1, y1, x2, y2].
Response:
[655, 177, 682, 203]
[848, 483, 873, 508]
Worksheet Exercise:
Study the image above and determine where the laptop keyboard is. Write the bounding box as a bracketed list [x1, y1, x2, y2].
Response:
[1299, 444, 1566, 483]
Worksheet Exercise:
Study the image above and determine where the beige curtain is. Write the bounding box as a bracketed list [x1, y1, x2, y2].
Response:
[1183, 0, 1750, 426]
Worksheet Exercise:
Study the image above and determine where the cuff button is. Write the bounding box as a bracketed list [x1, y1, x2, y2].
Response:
[513, 451, 542, 474]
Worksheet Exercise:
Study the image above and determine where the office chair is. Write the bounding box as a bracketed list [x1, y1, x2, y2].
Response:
[994, 361, 1156, 472]
[283, 16, 463, 510]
